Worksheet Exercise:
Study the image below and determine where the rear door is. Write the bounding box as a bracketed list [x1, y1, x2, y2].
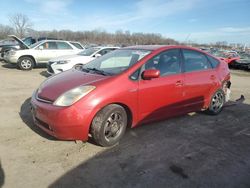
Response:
[138, 49, 184, 123]
[181, 49, 217, 110]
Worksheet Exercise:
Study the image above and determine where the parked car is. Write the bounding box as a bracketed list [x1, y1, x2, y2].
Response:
[0, 35, 63, 60]
[230, 53, 250, 70]
[210, 50, 240, 66]
[31, 45, 231, 146]
[4, 39, 83, 70]
[47, 46, 119, 75]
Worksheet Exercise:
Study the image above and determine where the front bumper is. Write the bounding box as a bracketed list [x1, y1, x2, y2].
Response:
[47, 61, 70, 75]
[30, 93, 93, 141]
[47, 61, 56, 75]
[4, 55, 18, 64]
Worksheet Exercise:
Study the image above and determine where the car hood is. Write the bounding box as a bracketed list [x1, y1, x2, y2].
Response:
[8, 35, 29, 49]
[37, 69, 108, 102]
[50, 54, 93, 63]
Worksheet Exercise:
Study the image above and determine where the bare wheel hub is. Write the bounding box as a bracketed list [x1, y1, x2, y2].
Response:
[211, 92, 224, 112]
[104, 112, 122, 141]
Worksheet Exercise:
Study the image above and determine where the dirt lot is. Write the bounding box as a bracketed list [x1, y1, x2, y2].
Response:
[0, 62, 250, 188]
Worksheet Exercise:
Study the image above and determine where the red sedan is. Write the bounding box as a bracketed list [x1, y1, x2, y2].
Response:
[31, 45, 231, 146]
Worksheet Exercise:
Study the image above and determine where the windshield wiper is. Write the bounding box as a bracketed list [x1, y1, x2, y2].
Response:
[86, 68, 111, 76]
[80, 67, 90, 72]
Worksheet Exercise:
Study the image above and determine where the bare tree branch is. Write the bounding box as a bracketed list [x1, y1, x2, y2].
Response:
[0, 24, 14, 39]
[9, 13, 33, 38]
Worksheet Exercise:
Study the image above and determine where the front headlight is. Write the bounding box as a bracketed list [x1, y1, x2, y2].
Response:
[9, 50, 16, 56]
[53, 85, 96, 106]
[57, 60, 70, 64]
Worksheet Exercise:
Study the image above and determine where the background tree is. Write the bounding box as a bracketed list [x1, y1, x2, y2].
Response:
[9, 13, 32, 38]
[0, 24, 14, 39]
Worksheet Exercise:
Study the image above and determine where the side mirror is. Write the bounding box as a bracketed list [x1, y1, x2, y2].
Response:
[38, 45, 44, 50]
[142, 69, 160, 80]
[94, 53, 101, 58]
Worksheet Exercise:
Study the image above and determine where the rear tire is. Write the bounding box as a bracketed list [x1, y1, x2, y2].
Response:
[91, 104, 127, 147]
[18, 56, 35, 70]
[206, 89, 225, 115]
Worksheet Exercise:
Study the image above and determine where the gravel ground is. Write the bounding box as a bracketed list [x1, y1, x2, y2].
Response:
[0, 62, 250, 188]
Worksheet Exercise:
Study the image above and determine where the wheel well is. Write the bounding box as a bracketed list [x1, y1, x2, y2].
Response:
[92, 103, 133, 128]
[115, 103, 133, 128]
[18, 55, 36, 66]
[88, 103, 134, 137]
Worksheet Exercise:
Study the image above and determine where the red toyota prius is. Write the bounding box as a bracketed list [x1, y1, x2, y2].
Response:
[31, 45, 231, 146]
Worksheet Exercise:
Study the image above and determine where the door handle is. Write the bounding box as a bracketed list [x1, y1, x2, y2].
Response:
[175, 80, 183, 86]
[210, 75, 216, 80]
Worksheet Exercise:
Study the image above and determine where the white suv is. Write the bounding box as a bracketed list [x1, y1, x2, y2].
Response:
[4, 39, 83, 70]
[47, 46, 119, 75]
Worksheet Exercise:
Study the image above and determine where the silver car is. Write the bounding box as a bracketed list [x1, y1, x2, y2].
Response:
[4, 37, 83, 70]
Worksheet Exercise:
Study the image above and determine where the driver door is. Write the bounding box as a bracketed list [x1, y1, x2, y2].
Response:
[138, 49, 185, 123]
[35, 41, 58, 63]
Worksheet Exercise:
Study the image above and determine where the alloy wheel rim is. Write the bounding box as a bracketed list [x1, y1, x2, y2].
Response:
[21, 59, 32, 69]
[211, 92, 224, 112]
[104, 112, 123, 141]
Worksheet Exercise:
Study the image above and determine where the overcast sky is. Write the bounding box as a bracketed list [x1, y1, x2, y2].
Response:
[1, 0, 250, 44]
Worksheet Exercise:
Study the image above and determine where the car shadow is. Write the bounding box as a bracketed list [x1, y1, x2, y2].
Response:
[49, 102, 250, 188]
[1, 63, 17, 69]
[40, 70, 50, 78]
[19, 98, 57, 140]
[0, 160, 4, 188]
[35, 64, 47, 69]
[1, 62, 47, 70]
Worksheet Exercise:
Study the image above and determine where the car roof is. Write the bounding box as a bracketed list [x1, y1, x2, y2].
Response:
[123, 45, 202, 52]
[123, 45, 167, 51]
[69, 41, 81, 43]
[40, 40, 69, 43]
[99, 46, 120, 48]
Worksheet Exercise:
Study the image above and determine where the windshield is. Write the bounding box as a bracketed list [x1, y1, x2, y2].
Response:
[81, 49, 151, 75]
[78, 47, 101, 56]
[22, 37, 34, 46]
[29, 41, 44, 49]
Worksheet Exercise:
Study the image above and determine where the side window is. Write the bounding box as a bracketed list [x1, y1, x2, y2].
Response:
[70, 42, 83, 49]
[56, 42, 73, 50]
[130, 69, 141, 81]
[144, 49, 181, 76]
[207, 55, 220, 68]
[41, 42, 57, 50]
[182, 49, 212, 72]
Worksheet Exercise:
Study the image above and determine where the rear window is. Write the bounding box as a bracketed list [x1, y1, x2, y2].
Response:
[182, 49, 212, 72]
[56, 42, 73, 49]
